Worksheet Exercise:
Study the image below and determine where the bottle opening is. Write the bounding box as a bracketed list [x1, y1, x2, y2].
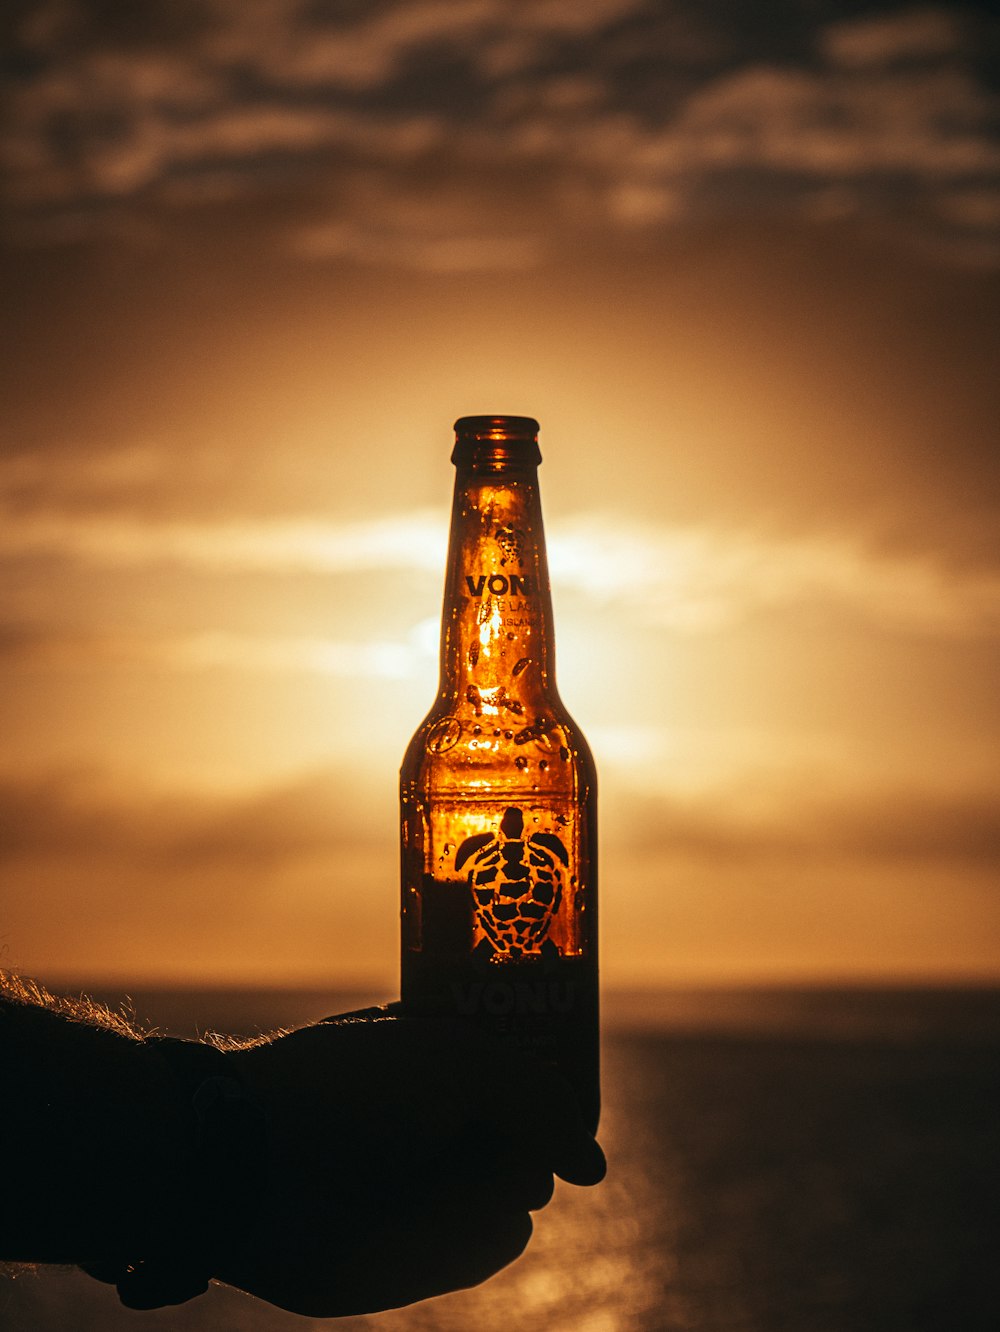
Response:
[454, 415, 540, 442]
[452, 415, 542, 468]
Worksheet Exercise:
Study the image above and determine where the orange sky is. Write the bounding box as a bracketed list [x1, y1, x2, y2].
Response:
[2, 1, 998, 988]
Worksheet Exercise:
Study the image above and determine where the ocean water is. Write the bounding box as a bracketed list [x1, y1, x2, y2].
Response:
[3, 986, 999, 1332]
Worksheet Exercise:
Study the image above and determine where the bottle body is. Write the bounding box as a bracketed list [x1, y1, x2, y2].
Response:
[400, 416, 599, 1131]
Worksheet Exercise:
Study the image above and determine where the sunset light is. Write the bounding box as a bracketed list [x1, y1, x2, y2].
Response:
[3, 6, 1000, 1331]
[1, 0, 997, 998]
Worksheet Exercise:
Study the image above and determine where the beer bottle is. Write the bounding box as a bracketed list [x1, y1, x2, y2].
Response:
[400, 414, 599, 1131]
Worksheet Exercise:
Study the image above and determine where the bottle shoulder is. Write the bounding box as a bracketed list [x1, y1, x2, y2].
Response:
[400, 697, 596, 799]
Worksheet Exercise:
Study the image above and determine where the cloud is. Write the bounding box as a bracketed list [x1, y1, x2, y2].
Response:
[3, 2, 996, 266]
[159, 630, 424, 679]
[822, 7, 965, 70]
[292, 219, 545, 273]
[287, 164, 552, 269]
[0, 624, 431, 679]
[934, 186, 1000, 228]
[206, 0, 644, 89]
[237, 0, 496, 92]
[607, 782, 1000, 868]
[0, 764, 400, 982]
[6, 762, 995, 984]
[7, 90, 440, 205]
[0, 765, 388, 866]
[3, 762, 996, 880]
[0, 505, 447, 573]
[2, 504, 998, 640]
[661, 64, 998, 179]
[550, 515, 1000, 638]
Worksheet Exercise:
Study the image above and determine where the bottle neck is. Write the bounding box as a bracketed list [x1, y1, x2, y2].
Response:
[438, 453, 558, 713]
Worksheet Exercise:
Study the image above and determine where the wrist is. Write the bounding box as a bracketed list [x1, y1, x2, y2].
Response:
[83, 1037, 269, 1310]
[0, 1000, 187, 1264]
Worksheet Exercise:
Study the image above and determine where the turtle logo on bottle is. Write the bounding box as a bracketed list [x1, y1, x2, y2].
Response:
[455, 806, 569, 957]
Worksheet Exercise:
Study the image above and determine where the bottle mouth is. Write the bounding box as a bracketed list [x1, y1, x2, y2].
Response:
[452, 415, 542, 468]
[453, 415, 540, 442]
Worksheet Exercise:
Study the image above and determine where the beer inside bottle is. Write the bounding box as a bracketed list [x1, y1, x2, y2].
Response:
[400, 414, 599, 1131]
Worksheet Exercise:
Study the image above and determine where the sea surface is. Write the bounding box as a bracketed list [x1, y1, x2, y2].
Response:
[3, 985, 998, 1332]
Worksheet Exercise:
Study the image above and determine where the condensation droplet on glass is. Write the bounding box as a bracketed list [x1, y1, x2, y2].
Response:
[539, 759, 548, 770]
[427, 716, 461, 754]
[515, 756, 528, 770]
[504, 730, 513, 740]
[559, 746, 570, 761]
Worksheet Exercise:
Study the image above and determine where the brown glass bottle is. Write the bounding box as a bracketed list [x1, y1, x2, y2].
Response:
[400, 415, 599, 1131]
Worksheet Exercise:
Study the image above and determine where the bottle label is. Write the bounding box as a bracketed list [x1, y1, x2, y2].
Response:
[403, 797, 590, 962]
[464, 573, 536, 597]
[401, 945, 600, 1132]
[451, 974, 577, 1017]
[401, 792, 599, 1128]
[456, 805, 567, 955]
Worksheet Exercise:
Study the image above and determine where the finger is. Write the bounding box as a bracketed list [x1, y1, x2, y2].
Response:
[498, 1164, 556, 1212]
[318, 1003, 399, 1024]
[349, 1180, 535, 1313]
[551, 1126, 606, 1187]
[466, 1135, 557, 1212]
[461, 1043, 607, 1187]
[313, 1011, 607, 1186]
[446, 1209, 534, 1292]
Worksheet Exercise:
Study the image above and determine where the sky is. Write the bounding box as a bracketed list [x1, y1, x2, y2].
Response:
[1, 0, 998, 989]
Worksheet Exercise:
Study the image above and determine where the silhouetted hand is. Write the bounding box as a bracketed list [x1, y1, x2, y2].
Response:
[215, 1007, 606, 1316]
